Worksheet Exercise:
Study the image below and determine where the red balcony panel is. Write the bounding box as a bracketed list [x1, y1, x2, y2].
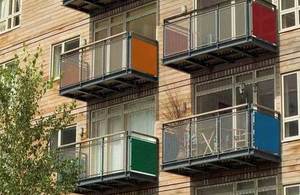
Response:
[252, 1, 277, 45]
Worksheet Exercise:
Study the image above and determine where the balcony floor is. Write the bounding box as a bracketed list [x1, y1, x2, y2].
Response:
[76, 171, 157, 192]
[163, 36, 277, 73]
[60, 68, 158, 101]
[162, 148, 280, 176]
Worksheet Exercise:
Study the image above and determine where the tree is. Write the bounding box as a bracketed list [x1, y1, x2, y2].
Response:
[0, 48, 80, 194]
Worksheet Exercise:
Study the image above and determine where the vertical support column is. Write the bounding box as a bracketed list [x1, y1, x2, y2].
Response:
[189, 118, 192, 159]
[101, 137, 105, 178]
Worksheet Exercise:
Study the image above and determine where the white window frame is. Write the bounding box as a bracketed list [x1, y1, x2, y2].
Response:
[93, 2, 157, 41]
[284, 184, 300, 195]
[90, 96, 155, 138]
[279, 0, 300, 32]
[195, 176, 278, 195]
[282, 71, 300, 142]
[57, 125, 78, 148]
[0, 0, 21, 34]
[195, 67, 276, 113]
[50, 36, 80, 80]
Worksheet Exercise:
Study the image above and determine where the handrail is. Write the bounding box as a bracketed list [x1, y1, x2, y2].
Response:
[163, 0, 275, 24]
[61, 31, 158, 57]
[61, 31, 128, 56]
[58, 130, 157, 149]
[163, 104, 279, 125]
[163, 103, 248, 125]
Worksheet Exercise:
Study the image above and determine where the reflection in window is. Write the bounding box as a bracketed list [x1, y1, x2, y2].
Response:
[197, 89, 232, 113]
[284, 74, 298, 117]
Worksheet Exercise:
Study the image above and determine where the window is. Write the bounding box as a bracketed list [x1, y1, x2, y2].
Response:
[51, 37, 80, 79]
[94, 3, 156, 41]
[282, 72, 300, 140]
[0, 0, 21, 33]
[50, 126, 77, 150]
[285, 184, 300, 195]
[280, 0, 300, 31]
[195, 67, 275, 114]
[90, 97, 155, 138]
[196, 177, 277, 195]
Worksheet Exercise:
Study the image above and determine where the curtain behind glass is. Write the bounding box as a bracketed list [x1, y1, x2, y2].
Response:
[0, 0, 8, 32]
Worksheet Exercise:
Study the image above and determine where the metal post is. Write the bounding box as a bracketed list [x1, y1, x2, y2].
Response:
[189, 118, 192, 159]
[125, 131, 129, 174]
[101, 137, 104, 178]
[246, 0, 251, 38]
[217, 4, 220, 46]
[80, 49, 83, 85]
[189, 12, 192, 55]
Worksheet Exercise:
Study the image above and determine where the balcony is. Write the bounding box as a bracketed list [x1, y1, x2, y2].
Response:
[63, 0, 130, 13]
[163, 0, 277, 73]
[59, 131, 158, 191]
[60, 32, 158, 101]
[162, 104, 280, 175]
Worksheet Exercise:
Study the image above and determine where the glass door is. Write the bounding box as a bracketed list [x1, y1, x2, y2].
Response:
[94, 20, 109, 79]
[90, 110, 106, 177]
[104, 106, 124, 174]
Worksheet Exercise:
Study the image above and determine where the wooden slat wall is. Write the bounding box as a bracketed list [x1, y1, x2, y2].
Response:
[1, 0, 300, 194]
[279, 28, 300, 187]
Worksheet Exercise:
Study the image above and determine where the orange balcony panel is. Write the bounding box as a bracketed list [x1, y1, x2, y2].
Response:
[131, 36, 158, 78]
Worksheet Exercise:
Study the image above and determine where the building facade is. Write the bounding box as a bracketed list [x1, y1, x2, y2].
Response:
[1, 0, 300, 194]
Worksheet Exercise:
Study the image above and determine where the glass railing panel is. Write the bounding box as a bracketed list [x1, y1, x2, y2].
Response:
[108, 36, 126, 74]
[61, 51, 81, 88]
[191, 117, 218, 157]
[219, 113, 234, 152]
[192, 10, 217, 49]
[87, 139, 103, 178]
[164, 18, 190, 57]
[219, 5, 232, 42]
[235, 111, 249, 149]
[163, 120, 190, 163]
[235, 2, 247, 38]
[103, 133, 126, 175]
[93, 42, 106, 80]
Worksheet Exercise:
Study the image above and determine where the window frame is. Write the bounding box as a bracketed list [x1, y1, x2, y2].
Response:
[0, 0, 22, 34]
[284, 184, 300, 195]
[50, 36, 80, 80]
[195, 176, 278, 195]
[93, 2, 156, 41]
[282, 71, 300, 142]
[89, 96, 155, 138]
[194, 67, 276, 114]
[279, 0, 300, 32]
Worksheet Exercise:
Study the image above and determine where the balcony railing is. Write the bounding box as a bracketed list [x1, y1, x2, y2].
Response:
[162, 104, 280, 174]
[60, 32, 158, 101]
[163, 0, 277, 73]
[59, 131, 158, 190]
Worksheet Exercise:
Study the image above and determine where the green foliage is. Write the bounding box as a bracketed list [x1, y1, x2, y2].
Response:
[0, 48, 80, 194]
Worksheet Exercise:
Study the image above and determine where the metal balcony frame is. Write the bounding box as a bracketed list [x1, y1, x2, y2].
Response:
[59, 131, 159, 191]
[162, 0, 278, 73]
[161, 104, 281, 174]
[59, 31, 158, 101]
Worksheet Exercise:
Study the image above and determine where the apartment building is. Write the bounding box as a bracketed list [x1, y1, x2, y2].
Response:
[1, 0, 300, 194]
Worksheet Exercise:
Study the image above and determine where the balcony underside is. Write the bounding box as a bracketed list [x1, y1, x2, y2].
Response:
[60, 69, 157, 101]
[163, 37, 277, 74]
[77, 171, 157, 192]
[63, 0, 125, 13]
[162, 148, 280, 176]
